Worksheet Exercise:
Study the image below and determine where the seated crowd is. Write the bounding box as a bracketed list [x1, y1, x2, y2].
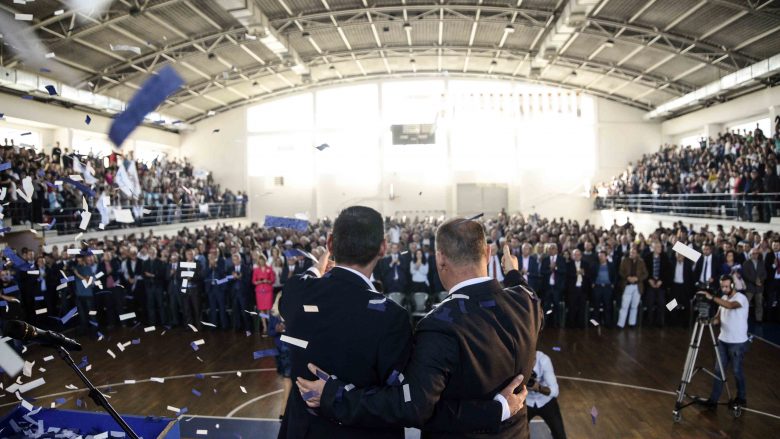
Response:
[593, 116, 780, 222]
[1, 213, 777, 338]
[0, 141, 247, 232]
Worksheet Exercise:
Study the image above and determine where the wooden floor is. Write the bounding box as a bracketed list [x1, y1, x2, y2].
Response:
[2, 324, 779, 438]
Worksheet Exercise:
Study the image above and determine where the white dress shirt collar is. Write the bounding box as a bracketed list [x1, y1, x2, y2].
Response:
[449, 276, 493, 295]
[335, 265, 374, 290]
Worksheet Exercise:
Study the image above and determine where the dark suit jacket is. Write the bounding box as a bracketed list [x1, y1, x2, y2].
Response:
[381, 255, 409, 293]
[693, 254, 722, 289]
[540, 255, 567, 291]
[278, 266, 412, 439]
[227, 263, 252, 298]
[318, 270, 543, 439]
[742, 257, 767, 295]
[519, 254, 541, 292]
[142, 258, 166, 290]
[566, 259, 591, 296]
[643, 253, 672, 289]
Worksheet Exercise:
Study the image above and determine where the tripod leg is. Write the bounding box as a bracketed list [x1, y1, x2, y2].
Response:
[676, 321, 703, 410]
[709, 324, 731, 402]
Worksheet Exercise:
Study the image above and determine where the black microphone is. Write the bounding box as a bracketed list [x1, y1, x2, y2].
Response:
[2, 320, 82, 351]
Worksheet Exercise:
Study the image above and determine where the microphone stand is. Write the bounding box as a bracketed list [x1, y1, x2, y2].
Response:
[57, 346, 140, 439]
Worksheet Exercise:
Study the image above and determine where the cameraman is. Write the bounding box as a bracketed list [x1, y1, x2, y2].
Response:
[526, 350, 567, 439]
[699, 275, 749, 408]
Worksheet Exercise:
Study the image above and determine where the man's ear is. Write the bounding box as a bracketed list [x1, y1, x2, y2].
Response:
[436, 250, 446, 271]
[378, 239, 387, 259]
[326, 234, 334, 254]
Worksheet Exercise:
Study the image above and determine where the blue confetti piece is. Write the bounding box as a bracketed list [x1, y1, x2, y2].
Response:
[60, 306, 78, 324]
[195, 374, 205, 379]
[253, 348, 279, 360]
[458, 299, 467, 314]
[315, 369, 330, 381]
[552, 346, 561, 352]
[0, 301, 7, 307]
[45, 85, 57, 96]
[367, 301, 386, 312]
[258, 312, 269, 319]
[0, 227, 11, 234]
[60, 276, 74, 283]
[479, 299, 496, 308]
[37, 168, 45, 177]
[131, 338, 140, 345]
[215, 276, 231, 285]
[264, 215, 309, 232]
[0, 162, 11, 172]
[34, 296, 44, 301]
[180, 407, 188, 414]
[63, 177, 96, 198]
[89, 320, 98, 327]
[77, 356, 88, 369]
[97, 331, 104, 339]
[386, 370, 401, 386]
[54, 398, 66, 405]
[302, 390, 319, 401]
[76, 398, 83, 407]
[3, 285, 19, 294]
[190, 342, 199, 351]
[85, 115, 91, 125]
[192, 389, 201, 397]
[22, 95, 33, 100]
[434, 307, 453, 323]
[40, 67, 51, 73]
[109, 65, 184, 147]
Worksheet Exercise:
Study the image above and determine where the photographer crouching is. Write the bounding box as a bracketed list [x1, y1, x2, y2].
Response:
[699, 275, 749, 409]
[526, 350, 567, 439]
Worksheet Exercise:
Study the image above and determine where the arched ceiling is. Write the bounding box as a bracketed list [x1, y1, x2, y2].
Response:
[1, 0, 779, 125]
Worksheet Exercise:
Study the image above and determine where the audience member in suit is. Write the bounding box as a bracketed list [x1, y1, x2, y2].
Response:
[122, 247, 146, 324]
[519, 243, 541, 293]
[742, 247, 767, 323]
[228, 253, 253, 331]
[297, 223, 541, 439]
[423, 242, 444, 294]
[382, 243, 409, 294]
[142, 247, 167, 326]
[166, 251, 184, 326]
[280, 256, 298, 286]
[765, 240, 780, 320]
[643, 242, 671, 327]
[670, 252, 695, 326]
[694, 243, 721, 292]
[589, 250, 616, 328]
[566, 249, 589, 328]
[617, 246, 648, 328]
[487, 242, 505, 285]
[203, 252, 228, 329]
[180, 249, 202, 329]
[581, 241, 598, 269]
[540, 243, 567, 328]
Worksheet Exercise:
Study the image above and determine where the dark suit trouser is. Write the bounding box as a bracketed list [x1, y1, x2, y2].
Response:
[207, 286, 228, 328]
[169, 288, 183, 326]
[671, 283, 691, 327]
[543, 284, 564, 328]
[591, 285, 613, 327]
[181, 291, 201, 329]
[94, 289, 117, 329]
[566, 287, 586, 328]
[146, 285, 165, 326]
[528, 398, 567, 439]
[644, 286, 666, 327]
[231, 289, 252, 331]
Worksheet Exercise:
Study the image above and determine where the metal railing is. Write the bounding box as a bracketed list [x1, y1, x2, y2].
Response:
[594, 192, 780, 223]
[5, 202, 247, 235]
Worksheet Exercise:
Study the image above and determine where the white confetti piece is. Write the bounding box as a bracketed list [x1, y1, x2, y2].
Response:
[27, 270, 39, 275]
[180, 262, 196, 269]
[303, 305, 319, 312]
[124, 380, 136, 384]
[114, 209, 135, 223]
[89, 310, 97, 316]
[236, 371, 242, 377]
[546, 309, 553, 315]
[144, 326, 156, 332]
[196, 430, 208, 435]
[150, 377, 165, 383]
[666, 298, 678, 311]
[402, 383, 411, 402]
[107, 349, 116, 359]
[119, 312, 136, 321]
[65, 384, 78, 390]
[117, 342, 125, 352]
[23, 361, 34, 377]
[192, 339, 205, 346]
[672, 241, 701, 263]
[0, 344, 23, 378]
[78, 211, 91, 230]
[589, 319, 599, 326]
[14, 13, 32, 21]
[181, 271, 195, 278]
[109, 44, 142, 55]
[188, 324, 198, 332]
[201, 321, 216, 328]
[280, 335, 309, 349]
[35, 308, 47, 315]
[167, 405, 180, 413]
[54, 9, 64, 15]
[10, 378, 45, 394]
[85, 364, 91, 372]
[240, 385, 247, 394]
[344, 384, 355, 391]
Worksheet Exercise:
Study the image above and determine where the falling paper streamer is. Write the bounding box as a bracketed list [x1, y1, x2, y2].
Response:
[109, 44, 142, 55]
[666, 298, 678, 312]
[109, 66, 184, 147]
[280, 335, 309, 349]
[672, 241, 701, 263]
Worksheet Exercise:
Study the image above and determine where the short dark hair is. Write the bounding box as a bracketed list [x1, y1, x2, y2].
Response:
[332, 206, 384, 266]
[435, 218, 487, 266]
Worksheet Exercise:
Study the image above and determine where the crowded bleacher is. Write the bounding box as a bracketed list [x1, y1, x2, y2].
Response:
[593, 116, 780, 222]
[1, 212, 777, 344]
[0, 141, 247, 233]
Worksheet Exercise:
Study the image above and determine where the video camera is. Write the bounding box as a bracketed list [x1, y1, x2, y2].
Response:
[693, 282, 721, 322]
[527, 371, 538, 388]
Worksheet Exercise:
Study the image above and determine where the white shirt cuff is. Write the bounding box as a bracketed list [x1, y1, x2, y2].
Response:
[493, 393, 511, 421]
[307, 267, 321, 278]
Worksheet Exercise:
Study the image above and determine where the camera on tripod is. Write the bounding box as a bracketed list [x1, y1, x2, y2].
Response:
[693, 282, 720, 322]
[527, 371, 538, 388]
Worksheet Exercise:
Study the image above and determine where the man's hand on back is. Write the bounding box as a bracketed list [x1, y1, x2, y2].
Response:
[498, 374, 527, 419]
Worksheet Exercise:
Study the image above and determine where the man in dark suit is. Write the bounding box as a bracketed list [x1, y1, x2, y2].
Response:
[670, 252, 695, 326]
[643, 242, 671, 327]
[566, 249, 590, 328]
[765, 240, 780, 320]
[227, 252, 252, 331]
[742, 247, 767, 323]
[297, 219, 542, 438]
[142, 247, 167, 326]
[589, 250, 616, 328]
[518, 243, 540, 293]
[694, 243, 720, 292]
[381, 243, 408, 293]
[540, 243, 567, 328]
[279, 208, 520, 439]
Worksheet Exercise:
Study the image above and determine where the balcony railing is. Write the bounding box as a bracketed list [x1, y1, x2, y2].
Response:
[3, 201, 247, 235]
[594, 192, 780, 223]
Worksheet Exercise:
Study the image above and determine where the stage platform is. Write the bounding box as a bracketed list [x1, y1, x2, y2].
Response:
[2, 324, 779, 438]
